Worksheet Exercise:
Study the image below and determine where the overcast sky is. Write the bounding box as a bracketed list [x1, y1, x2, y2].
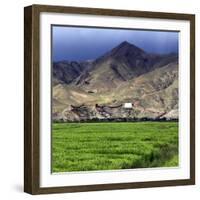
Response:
[52, 26, 179, 62]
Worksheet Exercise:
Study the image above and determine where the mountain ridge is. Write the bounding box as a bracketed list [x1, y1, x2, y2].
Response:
[52, 41, 178, 122]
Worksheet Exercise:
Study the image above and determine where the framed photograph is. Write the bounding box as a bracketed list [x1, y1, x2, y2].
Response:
[24, 4, 195, 194]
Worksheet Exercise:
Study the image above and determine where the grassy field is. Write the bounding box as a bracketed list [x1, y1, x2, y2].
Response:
[52, 122, 178, 172]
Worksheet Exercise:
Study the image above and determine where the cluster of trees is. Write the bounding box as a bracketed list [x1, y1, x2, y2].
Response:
[53, 117, 178, 123]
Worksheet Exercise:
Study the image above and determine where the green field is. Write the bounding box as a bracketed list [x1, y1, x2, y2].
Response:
[52, 122, 178, 172]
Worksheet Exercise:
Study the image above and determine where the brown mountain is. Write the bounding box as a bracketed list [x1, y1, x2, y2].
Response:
[52, 41, 178, 122]
[53, 60, 93, 85]
[73, 41, 177, 93]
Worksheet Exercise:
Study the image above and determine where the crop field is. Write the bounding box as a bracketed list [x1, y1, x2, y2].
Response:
[52, 122, 178, 172]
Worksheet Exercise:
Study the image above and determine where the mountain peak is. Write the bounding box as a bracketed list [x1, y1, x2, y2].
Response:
[109, 41, 146, 58]
[118, 41, 131, 46]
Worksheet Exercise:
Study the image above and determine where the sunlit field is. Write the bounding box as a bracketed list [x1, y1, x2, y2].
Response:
[52, 122, 178, 172]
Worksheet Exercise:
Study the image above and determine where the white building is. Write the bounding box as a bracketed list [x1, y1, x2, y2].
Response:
[123, 103, 133, 109]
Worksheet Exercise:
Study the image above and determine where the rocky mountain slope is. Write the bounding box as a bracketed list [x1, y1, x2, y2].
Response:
[53, 60, 93, 85]
[52, 41, 178, 122]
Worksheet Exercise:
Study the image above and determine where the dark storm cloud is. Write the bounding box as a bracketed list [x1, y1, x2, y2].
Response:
[52, 26, 179, 62]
